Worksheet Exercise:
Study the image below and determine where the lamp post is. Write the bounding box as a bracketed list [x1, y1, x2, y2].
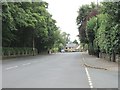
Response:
[32, 20, 37, 56]
[32, 30, 35, 56]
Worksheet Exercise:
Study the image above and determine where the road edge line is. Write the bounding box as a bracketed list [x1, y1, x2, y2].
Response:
[81, 52, 94, 88]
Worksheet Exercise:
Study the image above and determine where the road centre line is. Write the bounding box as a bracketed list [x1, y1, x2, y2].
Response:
[22, 63, 31, 66]
[5, 62, 32, 70]
[33, 61, 40, 63]
[5, 66, 18, 70]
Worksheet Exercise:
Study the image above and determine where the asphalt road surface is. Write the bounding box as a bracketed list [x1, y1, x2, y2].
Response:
[2, 52, 118, 88]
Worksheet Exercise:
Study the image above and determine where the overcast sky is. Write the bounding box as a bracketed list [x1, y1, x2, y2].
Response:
[43, 0, 102, 42]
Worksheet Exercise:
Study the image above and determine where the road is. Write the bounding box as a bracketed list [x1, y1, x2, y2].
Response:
[2, 52, 118, 88]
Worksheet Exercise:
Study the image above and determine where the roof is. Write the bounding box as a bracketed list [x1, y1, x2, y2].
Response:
[66, 43, 78, 48]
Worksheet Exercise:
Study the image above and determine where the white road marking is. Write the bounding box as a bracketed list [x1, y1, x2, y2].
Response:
[5, 66, 18, 70]
[81, 53, 93, 88]
[33, 61, 39, 63]
[22, 63, 31, 66]
[85, 67, 93, 88]
[5, 62, 32, 70]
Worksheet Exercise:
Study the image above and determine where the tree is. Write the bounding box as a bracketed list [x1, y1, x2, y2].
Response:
[73, 39, 79, 44]
[76, 1, 120, 61]
[2, 1, 68, 54]
[86, 16, 97, 55]
[76, 2, 98, 54]
[99, 2, 120, 61]
[85, 2, 120, 61]
[2, 2, 16, 47]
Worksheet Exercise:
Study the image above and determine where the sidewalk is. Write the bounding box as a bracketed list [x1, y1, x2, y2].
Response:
[81, 52, 119, 71]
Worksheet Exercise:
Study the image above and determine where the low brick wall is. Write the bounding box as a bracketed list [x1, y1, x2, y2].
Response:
[2, 49, 38, 59]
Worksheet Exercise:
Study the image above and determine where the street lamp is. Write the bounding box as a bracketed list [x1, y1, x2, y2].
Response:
[32, 30, 35, 56]
[32, 19, 38, 56]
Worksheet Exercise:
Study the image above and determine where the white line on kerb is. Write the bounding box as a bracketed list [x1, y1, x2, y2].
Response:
[6, 66, 18, 70]
[22, 63, 31, 66]
[85, 67, 93, 88]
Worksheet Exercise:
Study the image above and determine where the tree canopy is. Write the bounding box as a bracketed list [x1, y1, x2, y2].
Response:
[2, 1, 69, 53]
[76, 2, 120, 60]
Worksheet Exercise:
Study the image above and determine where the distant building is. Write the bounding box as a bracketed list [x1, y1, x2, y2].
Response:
[65, 43, 79, 52]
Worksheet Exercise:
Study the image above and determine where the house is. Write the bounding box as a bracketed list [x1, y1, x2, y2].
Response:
[65, 43, 79, 52]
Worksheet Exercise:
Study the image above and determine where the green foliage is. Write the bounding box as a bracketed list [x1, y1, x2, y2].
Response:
[73, 39, 79, 44]
[2, 2, 67, 53]
[87, 17, 97, 42]
[76, 2, 98, 44]
[95, 2, 120, 55]
[77, 2, 120, 56]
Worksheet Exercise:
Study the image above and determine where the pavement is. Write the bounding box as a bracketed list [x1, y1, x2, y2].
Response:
[80, 52, 118, 71]
[2, 52, 119, 88]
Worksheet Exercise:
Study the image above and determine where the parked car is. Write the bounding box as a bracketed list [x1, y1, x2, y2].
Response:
[61, 49, 65, 53]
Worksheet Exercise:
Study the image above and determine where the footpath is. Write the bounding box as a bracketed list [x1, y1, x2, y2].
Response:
[81, 52, 119, 72]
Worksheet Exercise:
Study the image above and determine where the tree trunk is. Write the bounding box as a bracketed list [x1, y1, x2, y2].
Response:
[88, 42, 94, 55]
[112, 50, 116, 62]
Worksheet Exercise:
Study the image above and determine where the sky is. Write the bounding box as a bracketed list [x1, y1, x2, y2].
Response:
[43, 0, 102, 42]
